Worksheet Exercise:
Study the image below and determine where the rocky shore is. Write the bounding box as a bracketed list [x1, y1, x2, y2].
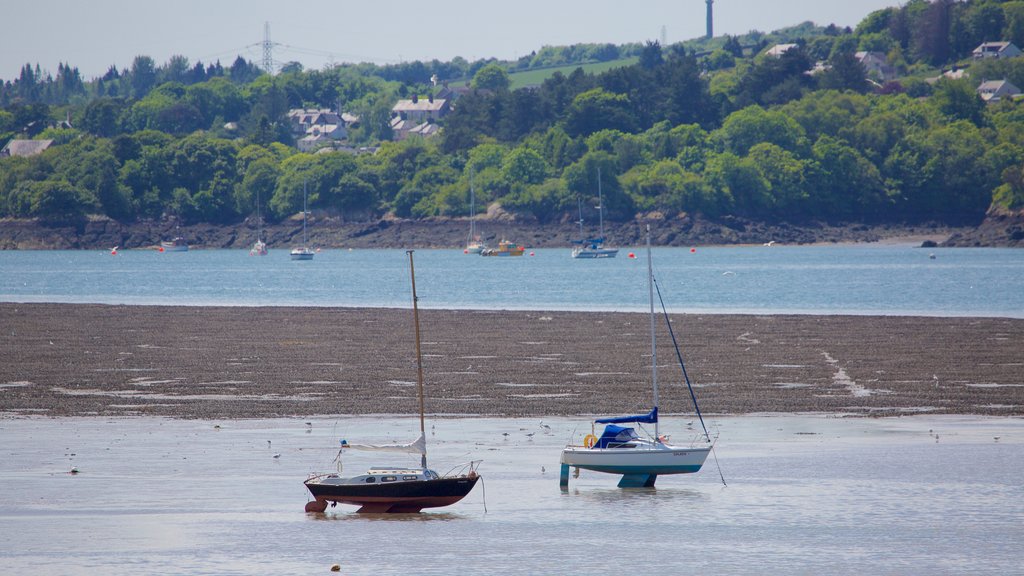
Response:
[0, 213, 987, 250]
[2, 303, 1021, 419]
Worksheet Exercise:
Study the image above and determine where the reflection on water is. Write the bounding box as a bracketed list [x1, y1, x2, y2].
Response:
[1, 415, 1022, 574]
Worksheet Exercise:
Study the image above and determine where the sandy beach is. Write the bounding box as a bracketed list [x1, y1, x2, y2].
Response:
[1, 303, 1021, 418]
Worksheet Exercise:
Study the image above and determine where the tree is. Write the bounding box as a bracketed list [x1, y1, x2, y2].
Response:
[639, 40, 664, 69]
[817, 51, 869, 93]
[502, 147, 549, 186]
[30, 179, 91, 222]
[564, 88, 638, 137]
[129, 56, 157, 99]
[716, 105, 808, 156]
[932, 78, 985, 126]
[472, 64, 510, 91]
[80, 98, 126, 137]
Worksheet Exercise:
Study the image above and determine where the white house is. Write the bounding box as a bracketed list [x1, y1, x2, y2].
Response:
[855, 51, 896, 81]
[976, 79, 1022, 102]
[764, 44, 798, 58]
[287, 108, 353, 152]
[391, 95, 449, 122]
[972, 42, 1022, 60]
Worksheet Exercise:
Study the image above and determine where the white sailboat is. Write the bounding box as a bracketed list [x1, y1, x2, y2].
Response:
[465, 168, 487, 254]
[561, 226, 712, 488]
[304, 250, 481, 513]
[572, 168, 618, 259]
[290, 180, 314, 260]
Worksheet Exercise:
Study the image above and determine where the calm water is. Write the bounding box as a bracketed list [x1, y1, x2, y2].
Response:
[1, 415, 1021, 574]
[1, 245, 1023, 317]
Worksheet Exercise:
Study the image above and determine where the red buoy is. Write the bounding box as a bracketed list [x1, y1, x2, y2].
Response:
[690, 248, 696, 253]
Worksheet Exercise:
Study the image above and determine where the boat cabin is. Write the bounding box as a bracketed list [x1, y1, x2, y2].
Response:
[317, 468, 439, 485]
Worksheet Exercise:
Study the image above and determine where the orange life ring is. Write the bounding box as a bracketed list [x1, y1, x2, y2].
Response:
[583, 434, 597, 448]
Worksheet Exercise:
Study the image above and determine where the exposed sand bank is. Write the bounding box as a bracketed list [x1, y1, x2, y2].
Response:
[1, 303, 1021, 418]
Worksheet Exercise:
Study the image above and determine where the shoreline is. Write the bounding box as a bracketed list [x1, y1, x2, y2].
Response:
[2, 303, 1022, 419]
[0, 216, 991, 250]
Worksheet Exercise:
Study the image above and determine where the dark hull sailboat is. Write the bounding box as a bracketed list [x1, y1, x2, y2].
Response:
[304, 250, 481, 514]
[305, 469, 479, 513]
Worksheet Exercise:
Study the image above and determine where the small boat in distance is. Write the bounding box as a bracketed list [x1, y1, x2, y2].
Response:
[290, 180, 314, 261]
[560, 226, 712, 488]
[160, 237, 188, 252]
[572, 168, 618, 259]
[481, 239, 525, 257]
[304, 250, 481, 513]
[465, 168, 487, 254]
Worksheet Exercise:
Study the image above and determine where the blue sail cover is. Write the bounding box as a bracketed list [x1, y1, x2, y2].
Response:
[593, 424, 640, 448]
[595, 406, 658, 424]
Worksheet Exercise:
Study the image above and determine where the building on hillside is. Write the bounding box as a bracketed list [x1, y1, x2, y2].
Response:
[972, 41, 1022, 60]
[390, 116, 440, 141]
[764, 43, 798, 58]
[391, 95, 449, 123]
[287, 108, 359, 152]
[0, 139, 54, 158]
[855, 51, 896, 81]
[977, 79, 1021, 102]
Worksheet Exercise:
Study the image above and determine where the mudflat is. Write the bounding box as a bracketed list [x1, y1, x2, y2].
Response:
[1, 303, 1021, 418]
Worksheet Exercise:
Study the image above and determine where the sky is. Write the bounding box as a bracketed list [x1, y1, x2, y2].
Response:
[1, 0, 905, 81]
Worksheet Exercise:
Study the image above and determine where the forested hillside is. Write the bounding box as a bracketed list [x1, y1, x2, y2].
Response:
[2, 0, 1024, 233]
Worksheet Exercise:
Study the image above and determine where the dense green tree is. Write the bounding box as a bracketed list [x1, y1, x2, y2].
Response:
[472, 64, 511, 91]
[564, 88, 637, 137]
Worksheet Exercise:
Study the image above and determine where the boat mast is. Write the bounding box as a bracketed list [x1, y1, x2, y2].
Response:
[469, 167, 475, 241]
[407, 250, 428, 469]
[647, 225, 659, 439]
[597, 168, 604, 240]
[302, 179, 308, 245]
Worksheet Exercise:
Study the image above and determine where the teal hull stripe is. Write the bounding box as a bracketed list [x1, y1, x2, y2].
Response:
[576, 464, 703, 475]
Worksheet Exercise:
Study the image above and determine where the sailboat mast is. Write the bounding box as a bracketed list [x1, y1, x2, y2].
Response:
[469, 167, 475, 240]
[407, 250, 428, 469]
[597, 168, 604, 239]
[647, 225, 659, 439]
[302, 179, 308, 244]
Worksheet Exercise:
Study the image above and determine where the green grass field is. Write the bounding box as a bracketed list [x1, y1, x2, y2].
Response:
[452, 57, 640, 90]
[506, 57, 639, 89]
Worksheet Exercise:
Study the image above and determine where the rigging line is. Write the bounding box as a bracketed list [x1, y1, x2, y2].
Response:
[652, 274, 710, 443]
[711, 444, 727, 486]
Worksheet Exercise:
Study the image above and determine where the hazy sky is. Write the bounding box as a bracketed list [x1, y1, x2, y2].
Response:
[2, 0, 904, 81]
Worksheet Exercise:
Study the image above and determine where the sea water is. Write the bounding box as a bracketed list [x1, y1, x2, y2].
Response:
[0, 415, 1021, 574]
[1, 245, 1023, 317]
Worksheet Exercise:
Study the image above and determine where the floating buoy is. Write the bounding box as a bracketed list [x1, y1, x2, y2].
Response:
[690, 248, 696, 253]
[330, 564, 341, 572]
[529, 251, 535, 256]
[70, 467, 79, 475]
[158, 246, 164, 252]
[463, 249, 468, 254]
[628, 252, 636, 259]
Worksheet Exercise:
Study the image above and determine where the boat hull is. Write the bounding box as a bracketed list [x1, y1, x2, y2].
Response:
[290, 248, 314, 260]
[572, 248, 618, 258]
[305, 476, 479, 513]
[160, 242, 188, 252]
[560, 444, 710, 476]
